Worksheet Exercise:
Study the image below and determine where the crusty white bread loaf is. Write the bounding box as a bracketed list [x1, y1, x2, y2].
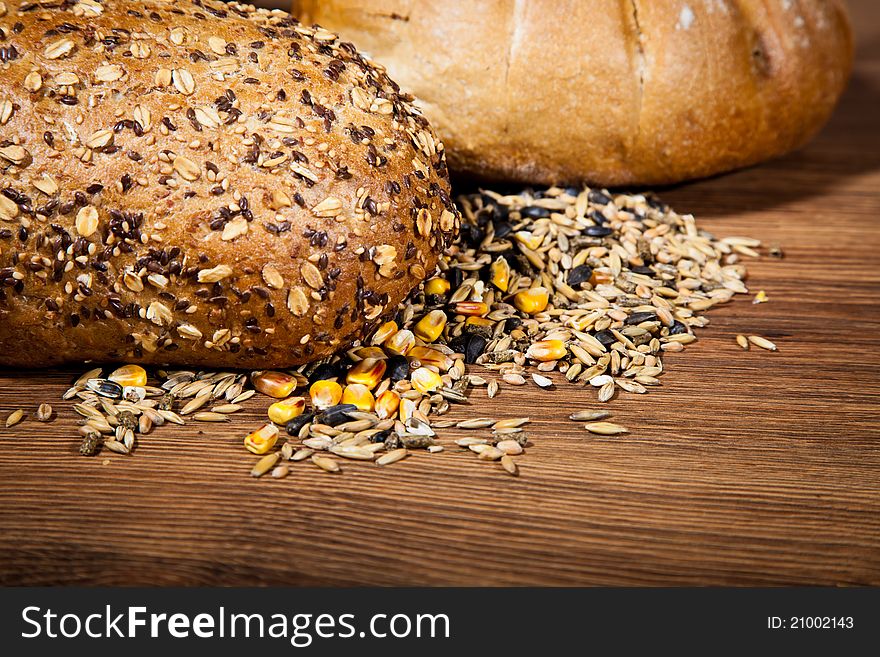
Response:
[0, 0, 459, 368]
[293, 0, 854, 186]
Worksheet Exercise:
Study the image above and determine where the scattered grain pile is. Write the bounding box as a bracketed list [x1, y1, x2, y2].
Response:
[9, 185, 777, 477]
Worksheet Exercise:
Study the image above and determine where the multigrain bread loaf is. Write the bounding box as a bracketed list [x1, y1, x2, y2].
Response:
[0, 0, 459, 369]
[293, 0, 854, 186]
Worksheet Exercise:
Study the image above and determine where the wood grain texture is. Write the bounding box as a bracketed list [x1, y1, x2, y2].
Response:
[0, 0, 878, 587]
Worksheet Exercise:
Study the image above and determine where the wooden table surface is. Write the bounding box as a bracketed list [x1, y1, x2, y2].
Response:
[1, 2, 879, 587]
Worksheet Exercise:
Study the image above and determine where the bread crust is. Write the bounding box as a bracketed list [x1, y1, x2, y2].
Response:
[294, 0, 854, 185]
[0, 0, 459, 368]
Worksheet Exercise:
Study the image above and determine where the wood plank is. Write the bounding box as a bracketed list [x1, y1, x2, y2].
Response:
[0, 0, 878, 586]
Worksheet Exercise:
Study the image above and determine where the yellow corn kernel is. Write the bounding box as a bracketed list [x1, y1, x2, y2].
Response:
[346, 357, 387, 390]
[454, 301, 489, 317]
[352, 346, 388, 360]
[465, 316, 495, 328]
[253, 371, 298, 398]
[408, 346, 453, 371]
[341, 383, 375, 412]
[108, 364, 147, 388]
[513, 286, 549, 314]
[514, 230, 543, 250]
[384, 329, 415, 355]
[267, 396, 306, 424]
[413, 309, 447, 343]
[375, 390, 401, 420]
[590, 270, 613, 286]
[370, 320, 398, 346]
[489, 256, 510, 292]
[525, 339, 568, 362]
[411, 367, 442, 394]
[244, 423, 280, 455]
[310, 380, 343, 410]
[398, 397, 417, 422]
[424, 277, 450, 296]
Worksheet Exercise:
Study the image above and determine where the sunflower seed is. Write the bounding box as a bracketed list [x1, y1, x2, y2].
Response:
[86, 379, 123, 399]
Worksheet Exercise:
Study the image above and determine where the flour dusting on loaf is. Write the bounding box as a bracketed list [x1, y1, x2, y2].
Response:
[0, 0, 459, 368]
